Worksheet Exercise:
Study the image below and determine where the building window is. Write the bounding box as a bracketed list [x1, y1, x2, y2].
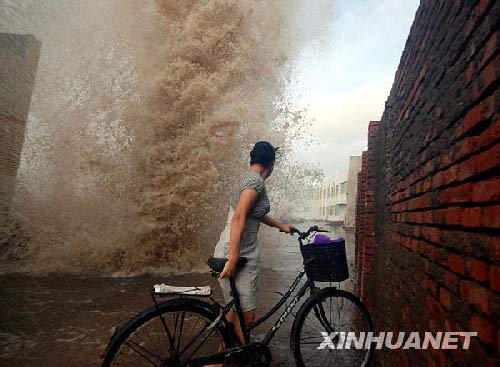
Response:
[340, 181, 347, 194]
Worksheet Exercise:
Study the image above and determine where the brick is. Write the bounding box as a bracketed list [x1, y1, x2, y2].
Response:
[428, 278, 438, 297]
[475, 0, 494, 17]
[439, 183, 472, 204]
[486, 357, 498, 367]
[440, 165, 459, 186]
[461, 207, 482, 228]
[459, 280, 492, 315]
[465, 60, 477, 83]
[443, 270, 461, 295]
[457, 144, 500, 181]
[422, 227, 441, 243]
[470, 314, 496, 347]
[439, 287, 451, 310]
[461, 102, 489, 133]
[467, 257, 489, 283]
[426, 295, 446, 319]
[436, 207, 461, 226]
[444, 318, 464, 333]
[472, 176, 500, 202]
[481, 30, 499, 67]
[478, 53, 500, 96]
[480, 205, 500, 228]
[447, 253, 466, 275]
[490, 265, 500, 293]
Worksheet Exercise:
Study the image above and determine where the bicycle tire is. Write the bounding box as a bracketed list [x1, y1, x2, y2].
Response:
[102, 297, 236, 367]
[291, 287, 374, 367]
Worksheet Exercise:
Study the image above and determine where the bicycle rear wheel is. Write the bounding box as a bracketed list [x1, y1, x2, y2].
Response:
[291, 287, 374, 367]
[102, 298, 235, 367]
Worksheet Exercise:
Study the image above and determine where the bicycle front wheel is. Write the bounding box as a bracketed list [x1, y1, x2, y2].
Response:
[102, 297, 235, 367]
[291, 287, 374, 367]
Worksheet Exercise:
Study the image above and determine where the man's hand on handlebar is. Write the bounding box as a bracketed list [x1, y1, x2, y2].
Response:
[309, 225, 329, 233]
[278, 223, 295, 235]
[286, 225, 329, 239]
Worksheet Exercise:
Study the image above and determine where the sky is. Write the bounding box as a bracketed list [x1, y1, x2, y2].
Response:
[291, 0, 420, 178]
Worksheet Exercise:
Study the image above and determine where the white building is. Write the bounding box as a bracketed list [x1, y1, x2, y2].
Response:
[311, 172, 348, 223]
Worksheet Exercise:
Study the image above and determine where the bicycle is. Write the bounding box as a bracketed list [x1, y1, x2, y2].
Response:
[102, 225, 374, 366]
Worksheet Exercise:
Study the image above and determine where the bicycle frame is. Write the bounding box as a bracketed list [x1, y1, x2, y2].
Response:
[230, 270, 314, 345]
[104, 226, 353, 367]
[179, 227, 331, 366]
[223, 227, 324, 345]
[183, 271, 317, 367]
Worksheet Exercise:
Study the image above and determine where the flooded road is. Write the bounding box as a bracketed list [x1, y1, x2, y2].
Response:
[0, 223, 355, 366]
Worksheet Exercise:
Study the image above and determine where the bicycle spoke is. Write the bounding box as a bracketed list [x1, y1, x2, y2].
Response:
[297, 290, 373, 367]
[124, 340, 161, 366]
[303, 306, 330, 333]
[106, 308, 226, 367]
[183, 321, 219, 361]
[314, 303, 334, 333]
[300, 341, 328, 345]
[329, 295, 332, 329]
[152, 317, 167, 360]
[178, 319, 210, 356]
[301, 316, 327, 335]
[174, 311, 186, 356]
[300, 335, 322, 341]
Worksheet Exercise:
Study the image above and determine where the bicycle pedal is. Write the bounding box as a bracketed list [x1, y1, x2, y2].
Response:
[224, 342, 271, 366]
[243, 343, 272, 367]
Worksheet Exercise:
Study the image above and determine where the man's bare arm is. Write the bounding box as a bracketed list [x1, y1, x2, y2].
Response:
[261, 215, 294, 234]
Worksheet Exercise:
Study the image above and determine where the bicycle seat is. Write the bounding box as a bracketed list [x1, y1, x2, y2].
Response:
[207, 257, 248, 273]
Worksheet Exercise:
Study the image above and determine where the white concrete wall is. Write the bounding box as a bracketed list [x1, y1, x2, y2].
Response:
[311, 171, 348, 222]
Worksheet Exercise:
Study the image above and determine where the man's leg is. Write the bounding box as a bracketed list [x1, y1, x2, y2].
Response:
[226, 308, 256, 345]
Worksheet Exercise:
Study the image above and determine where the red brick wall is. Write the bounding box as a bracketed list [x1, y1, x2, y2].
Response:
[355, 122, 378, 312]
[355, 1, 499, 366]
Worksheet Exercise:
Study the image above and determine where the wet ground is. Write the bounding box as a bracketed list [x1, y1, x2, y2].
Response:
[0, 222, 356, 366]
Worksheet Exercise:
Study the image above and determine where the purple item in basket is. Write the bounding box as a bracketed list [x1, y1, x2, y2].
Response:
[313, 234, 345, 244]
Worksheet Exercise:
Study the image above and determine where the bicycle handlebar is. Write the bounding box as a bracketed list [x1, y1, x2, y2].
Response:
[281, 225, 329, 240]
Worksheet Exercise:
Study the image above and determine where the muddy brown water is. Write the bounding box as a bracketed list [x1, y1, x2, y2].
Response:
[0, 223, 356, 366]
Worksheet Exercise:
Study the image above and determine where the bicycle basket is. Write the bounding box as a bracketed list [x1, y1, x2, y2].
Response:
[301, 235, 349, 282]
